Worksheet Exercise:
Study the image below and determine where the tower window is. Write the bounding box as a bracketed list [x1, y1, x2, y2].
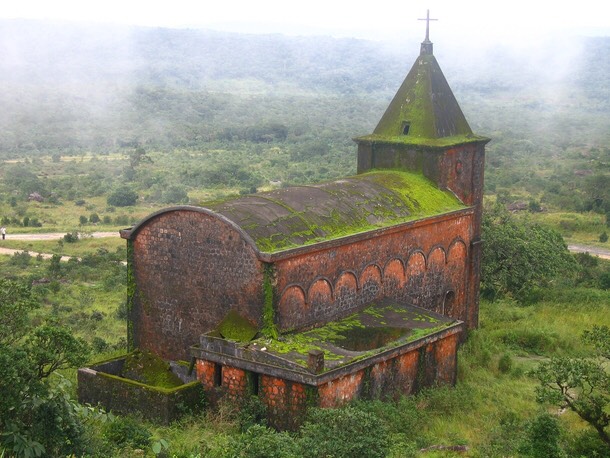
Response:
[402, 122, 411, 135]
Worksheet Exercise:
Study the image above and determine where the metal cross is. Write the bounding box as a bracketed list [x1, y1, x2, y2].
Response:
[418, 10, 438, 42]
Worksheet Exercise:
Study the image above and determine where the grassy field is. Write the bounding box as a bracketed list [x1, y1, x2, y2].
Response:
[528, 211, 608, 246]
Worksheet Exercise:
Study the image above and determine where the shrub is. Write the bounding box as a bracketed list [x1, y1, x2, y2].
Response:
[114, 214, 130, 226]
[298, 406, 389, 458]
[226, 425, 298, 458]
[162, 185, 189, 204]
[533, 325, 610, 447]
[89, 213, 100, 224]
[499, 328, 557, 354]
[63, 231, 79, 243]
[600, 272, 610, 290]
[567, 430, 610, 458]
[601, 231, 609, 243]
[48, 254, 62, 278]
[498, 353, 513, 373]
[102, 416, 152, 449]
[9, 251, 32, 268]
[107, 186, 138, 207]
[522, 413, 564, 458]
[237, 395, 268, 432]
[91, 337, 109, 353]
[115, 301, 128, 320]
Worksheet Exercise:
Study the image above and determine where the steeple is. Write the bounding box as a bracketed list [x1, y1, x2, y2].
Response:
[419, 9, 437, 55]
[357, 10, 481, 145]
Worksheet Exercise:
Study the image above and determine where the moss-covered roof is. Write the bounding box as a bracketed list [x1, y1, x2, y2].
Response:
[205, 170, 466, 253]
[250, 299, 458, 371]
[359, 53, 474, 145]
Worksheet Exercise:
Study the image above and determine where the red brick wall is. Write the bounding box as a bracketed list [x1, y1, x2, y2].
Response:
[196, 360, 217, 389]
[193, 332, 459, 428]
[276, 215, 472, 331]
[318, 371, 365, 408]
[317, 333, 458, 408]
[222, 366, 249, 400]
[130, 209, 264, 360]
[260, 375, 308, 430]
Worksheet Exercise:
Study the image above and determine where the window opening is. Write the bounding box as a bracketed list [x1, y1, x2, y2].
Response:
[213, 363, 222, 387]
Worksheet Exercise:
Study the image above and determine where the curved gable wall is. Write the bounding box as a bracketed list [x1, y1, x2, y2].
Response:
[129, 208, 264, 360]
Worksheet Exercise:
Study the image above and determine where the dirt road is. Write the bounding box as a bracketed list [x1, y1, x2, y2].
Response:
[0, 231, 119, 261]
[2, 231, 119, 241]
[567, 244, 610, 260]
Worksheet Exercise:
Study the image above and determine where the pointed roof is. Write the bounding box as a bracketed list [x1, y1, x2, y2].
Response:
[357, 14, 485, 147]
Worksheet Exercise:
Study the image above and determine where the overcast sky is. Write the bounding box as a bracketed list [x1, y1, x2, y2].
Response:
[2, 0, 610, 43]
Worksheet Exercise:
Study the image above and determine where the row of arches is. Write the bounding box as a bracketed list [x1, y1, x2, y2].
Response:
[277, 239, 469, 331]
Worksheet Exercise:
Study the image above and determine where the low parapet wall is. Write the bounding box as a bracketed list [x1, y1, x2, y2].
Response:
[77, 355, 203, 424]
[192, 323, 462, 430]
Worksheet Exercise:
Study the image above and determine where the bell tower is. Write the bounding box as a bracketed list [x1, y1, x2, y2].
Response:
[354, 11, 490, 328]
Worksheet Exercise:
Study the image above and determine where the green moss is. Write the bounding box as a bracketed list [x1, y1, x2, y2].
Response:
[126, 239, 135, 351]
[240, 170, 465, 253]
[369, 53, 480, 143]
[261, 264, 278, 339]
[121, 350, 184, 389]
[355, 133, 487, 148]
[362, 170, 460, 215]
[257, 302, 454, 370]
[98, 372, 199, 395]
[217, 310, 258, 342]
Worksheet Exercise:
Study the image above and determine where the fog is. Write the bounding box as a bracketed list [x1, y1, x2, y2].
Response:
[0, 13, 607, 155]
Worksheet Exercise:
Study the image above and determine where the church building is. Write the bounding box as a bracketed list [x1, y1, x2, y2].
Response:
[113, 17, 489, 428]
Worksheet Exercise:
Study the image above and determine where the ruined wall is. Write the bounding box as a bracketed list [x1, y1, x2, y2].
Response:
[77, 363, 203, 425]
[317, 332, 459, 407]
[276, 214, 472, 332]
[194, 330, 459, 430]
[130, 209, 264, 360]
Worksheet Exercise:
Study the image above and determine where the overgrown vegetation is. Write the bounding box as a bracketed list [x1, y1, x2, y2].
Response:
[0, 279, 90, 457]
[481, 204, 577, 303]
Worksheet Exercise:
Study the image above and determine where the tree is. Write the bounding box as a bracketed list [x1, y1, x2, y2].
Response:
[128, 146, 153, 170]
[107, 186, 138, 207]
[533, 325, 610, 448]
[161, 185, 189, 204]
[481, 204, 577, 302]
[0, 279, 90, 457]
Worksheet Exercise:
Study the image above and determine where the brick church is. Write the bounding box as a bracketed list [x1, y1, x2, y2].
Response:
[113, 19, 488, 427]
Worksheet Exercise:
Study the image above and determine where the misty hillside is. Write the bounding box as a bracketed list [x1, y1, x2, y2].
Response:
[0, 19, 609, 155]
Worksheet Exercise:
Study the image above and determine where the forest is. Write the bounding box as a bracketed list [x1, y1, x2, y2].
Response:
[1, 18, 610, 457]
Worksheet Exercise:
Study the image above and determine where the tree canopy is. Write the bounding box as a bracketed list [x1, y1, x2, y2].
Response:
[0, 279, 90, 457]
[481, 204, 577, 302]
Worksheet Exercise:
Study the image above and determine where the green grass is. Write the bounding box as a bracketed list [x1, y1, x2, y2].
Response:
[0, 236, 125, 257]
[527, 211, 608, 246]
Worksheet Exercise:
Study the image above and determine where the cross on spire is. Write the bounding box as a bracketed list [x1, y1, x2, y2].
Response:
[418, 9, 438, 43]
